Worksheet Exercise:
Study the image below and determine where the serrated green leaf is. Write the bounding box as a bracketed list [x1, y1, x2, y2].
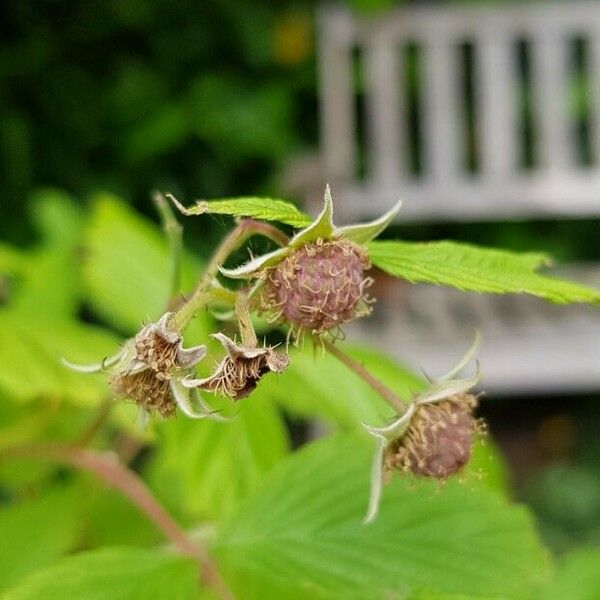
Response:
[542, 548, 600, 600]
[4, 547, 201, 600]
[83, 193, 208, 334]
[255, 343, 424, 427]
[214, 434, 551, 600]
[173, 196, 311, 227]
[368, 240, 600, 305]
[146, 399, 289, 522]
[0, 485, 83, 592]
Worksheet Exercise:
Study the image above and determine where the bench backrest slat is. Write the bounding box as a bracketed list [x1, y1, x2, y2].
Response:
[318, 3, 600, 221]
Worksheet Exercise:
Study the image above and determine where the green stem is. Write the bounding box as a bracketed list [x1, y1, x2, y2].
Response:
[153, 191, 183, 307]
[322, 340, 406, 413]
[235, 292, 257, 347]
[170, 219, 288, 333]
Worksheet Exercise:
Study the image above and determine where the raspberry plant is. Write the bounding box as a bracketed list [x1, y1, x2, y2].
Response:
[1, 188, 599, 599]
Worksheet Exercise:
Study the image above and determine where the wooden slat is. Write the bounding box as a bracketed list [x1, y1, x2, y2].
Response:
[318, 9, 356, 182]
[477, 32, 515, 178]
[589, 36, 600, 166]
[531, 33, 571, 170]
[364, 36, 403, 184]
[422, 37, 462, 182]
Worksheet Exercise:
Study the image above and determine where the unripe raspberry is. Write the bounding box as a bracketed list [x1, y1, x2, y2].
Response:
[260, 239, 372, 335]
[385, 394, 483, 480]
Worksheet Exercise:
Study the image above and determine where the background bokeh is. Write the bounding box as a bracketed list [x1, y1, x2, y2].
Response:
[1, 0, 599, 565]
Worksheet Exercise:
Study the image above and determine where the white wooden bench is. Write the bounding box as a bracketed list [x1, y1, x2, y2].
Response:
[314, 2, 600, 394]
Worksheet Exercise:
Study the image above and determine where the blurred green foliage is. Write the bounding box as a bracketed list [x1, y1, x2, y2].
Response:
[0, 191, 580, 599]
[0, 0, 317, 243]
[3, 0, 599, 264]
[1, 0, 600, 594]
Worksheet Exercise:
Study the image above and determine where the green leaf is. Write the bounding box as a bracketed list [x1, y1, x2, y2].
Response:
[467, 438, 511, 496]
[255, 343, 424, 427]
[146, 399, 289, 522]
[11, 247, 80, 318]
[214, 434, 551, 600]
[0, 399, 59, 452]
[0, 311, 119, 404]
[0, 403, 100, 488]
[171, 196, 311, 227]
[11, 190, 85, 318]
[0, 485, 83, 592]
[4, 547, 201, 600]
[28, 188, 84, 249]
[82, 488, 161, 549]
[542, 548, 600, 600]
[0, 242, 27, 276]
[83, 193, 208, 334]
[368, 240, 600, 304]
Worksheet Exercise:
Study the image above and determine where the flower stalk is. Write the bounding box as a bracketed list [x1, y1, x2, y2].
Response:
[235, 292, 258, 348]
[153, 191, 184, 307]
[322, 339, 406, 414]
[168, 216, 289, 333]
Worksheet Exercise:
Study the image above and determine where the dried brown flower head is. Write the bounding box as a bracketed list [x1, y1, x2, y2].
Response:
[63, 313, 220, 420]
[183, 333, 290, 401]
[112, 369, 174, 417]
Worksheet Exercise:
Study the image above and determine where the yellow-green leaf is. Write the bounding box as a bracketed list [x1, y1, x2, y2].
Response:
[83, 193, 208, 334]
[214, 434, 551, 600]
[4, 547, 201, 600]
[172, 196, 311, 227]
[369, 240, 600, 305]
[146, 399, 289, 522]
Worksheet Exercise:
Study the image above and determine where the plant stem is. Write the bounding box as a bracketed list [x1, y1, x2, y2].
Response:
[322, 340, 406, 413]
[3, 444, 235, 600]
[235, 292, 257, 347]
[153, 191, 184, 308]
[170, 218, 288, 333]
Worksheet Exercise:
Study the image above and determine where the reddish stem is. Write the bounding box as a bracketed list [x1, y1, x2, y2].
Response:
[3, 444, 234, 600]
[322, 340, 406, 413]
